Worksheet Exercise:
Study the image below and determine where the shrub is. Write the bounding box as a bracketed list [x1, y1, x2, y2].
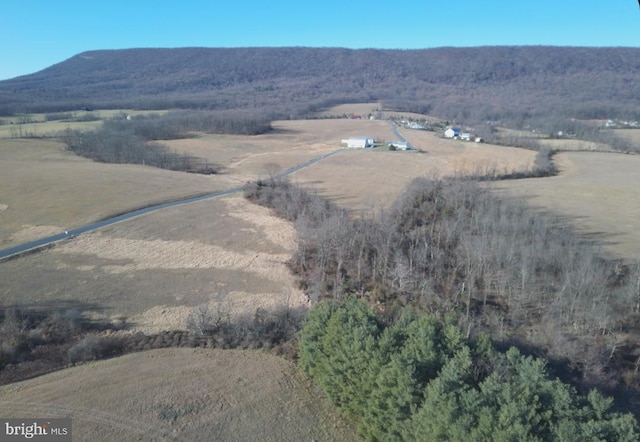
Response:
[67, 334, 123, 364]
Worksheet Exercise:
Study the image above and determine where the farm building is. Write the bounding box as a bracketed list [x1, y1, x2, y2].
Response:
[444, 127, 461, 138]
[387, 141, 409, 150]
[460, 132, 471, 141]
[341, 137, 374, 148]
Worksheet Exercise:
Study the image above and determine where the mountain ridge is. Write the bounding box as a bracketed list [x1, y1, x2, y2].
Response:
[2, 46, 639, 124]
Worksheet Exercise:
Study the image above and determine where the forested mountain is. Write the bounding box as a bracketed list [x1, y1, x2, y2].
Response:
[2, 46, 640, 125]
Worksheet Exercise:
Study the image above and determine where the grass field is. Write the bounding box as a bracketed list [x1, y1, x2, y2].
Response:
[0, 194, 306, 332]
[2, 108, 640, 441]
[0, 348, 356, 441]
[490, 151, 640, 260]
[0, 110, 168, 139]
[0, 138, 226, 249]
[312, 102, 441, 123]
[165, 118, 398, 183]
[0, 120, 103, 138]
[314, 102, 381, 117]
[291, 128, 537, 210]
[614, 128, 640, 147]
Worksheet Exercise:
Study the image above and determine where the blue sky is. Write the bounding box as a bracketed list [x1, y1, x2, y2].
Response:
[1, 0, 639, 80]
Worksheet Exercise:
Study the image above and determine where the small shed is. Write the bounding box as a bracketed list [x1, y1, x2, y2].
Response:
[388, 141, 409, 150]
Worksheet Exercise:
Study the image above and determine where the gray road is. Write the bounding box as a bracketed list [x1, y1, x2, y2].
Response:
[0, 148, 344, 261]
[389, 121, 414, 149]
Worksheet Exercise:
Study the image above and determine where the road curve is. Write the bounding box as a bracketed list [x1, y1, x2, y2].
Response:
[0, 148, 345, 261]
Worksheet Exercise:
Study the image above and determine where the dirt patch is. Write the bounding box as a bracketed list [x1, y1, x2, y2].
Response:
[0, 348, 356, 442]
[57, 232, 291, 278]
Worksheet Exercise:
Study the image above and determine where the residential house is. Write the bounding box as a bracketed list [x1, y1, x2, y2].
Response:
[444, 127, 461, 139]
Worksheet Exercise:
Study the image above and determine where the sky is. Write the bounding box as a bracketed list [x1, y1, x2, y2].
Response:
[1, 0, 639, 80]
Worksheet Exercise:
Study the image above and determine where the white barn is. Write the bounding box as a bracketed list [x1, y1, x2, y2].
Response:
[341, 137, 374, 148]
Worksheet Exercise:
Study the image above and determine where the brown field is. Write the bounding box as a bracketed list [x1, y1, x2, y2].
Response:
[291, 129, 536, 210]
[0, 138, 226, 249]
[0, 348, 356, 441]
[490, 151, 640, 261]
[613, 128, 640, 149]
[314, 102, 381, 117]
[166, 119, 398, 183]
[0, 194, 306, 331]
[313, 102, 440, 122]
[0, 110, 167, 138]
[0, 120, 103, 138]
[538, 138, 611, 151]
[2, 111, 640, 441]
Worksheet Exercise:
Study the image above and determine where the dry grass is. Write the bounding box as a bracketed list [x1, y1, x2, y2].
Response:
[0, 348, 356, 441]
[538, 138, 611, 151]
[313, 102, 440, 122]
[0, 109, 169, 138]
[490, 151, 640, 260]
[166, 118, 397, 184]
[0, 120, 103, 138]
[0, 195, 306, 332]
[613, 129, 640, 149]
[0, 138, 226, 248]
[314, 102, 381, 117]
[291, 130, 536, 210]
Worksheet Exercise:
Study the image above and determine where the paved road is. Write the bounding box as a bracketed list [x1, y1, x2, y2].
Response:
[0, 148, 345, 261]
[388, 121, 414, 150]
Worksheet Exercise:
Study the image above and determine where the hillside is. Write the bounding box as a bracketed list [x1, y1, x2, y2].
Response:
[0, 348, 356, 441]
[2, 46, 640, 124]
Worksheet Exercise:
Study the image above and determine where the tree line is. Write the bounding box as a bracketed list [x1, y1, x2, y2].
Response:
[60, 110, 274, 173]
[0, 301, 302, 385]
[244, 176, 640, 391]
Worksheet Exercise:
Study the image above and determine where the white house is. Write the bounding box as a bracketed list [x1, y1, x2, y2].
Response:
[341, 137, 374, 148]
[444, 127, 461, 139]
